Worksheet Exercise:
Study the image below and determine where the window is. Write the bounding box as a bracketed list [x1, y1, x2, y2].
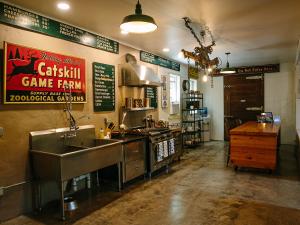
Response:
[169, 74, 180, 103]
[190, 79, 197, 91]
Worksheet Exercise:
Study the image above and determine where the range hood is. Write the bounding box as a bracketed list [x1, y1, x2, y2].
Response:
[119, 54, 161, 87]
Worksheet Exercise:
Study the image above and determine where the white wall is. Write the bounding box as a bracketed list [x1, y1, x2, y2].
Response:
[157, 66, 188, 122]
[295, 65, 300, 129]
[199, 76, 224, 140]
[199, 63, 295, 144]
[265, 62, 295, 144]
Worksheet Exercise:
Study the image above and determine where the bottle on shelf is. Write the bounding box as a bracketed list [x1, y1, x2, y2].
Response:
[99, 128, 105, 139]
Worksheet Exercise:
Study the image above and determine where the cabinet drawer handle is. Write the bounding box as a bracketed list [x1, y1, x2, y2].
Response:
[246, 156, 252, 160]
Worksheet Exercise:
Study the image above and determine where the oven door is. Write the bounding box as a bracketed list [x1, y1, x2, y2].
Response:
[150, 138, 174, 167]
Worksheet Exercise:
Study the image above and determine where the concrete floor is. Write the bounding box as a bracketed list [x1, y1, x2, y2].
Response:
[2, 141, 300, 225]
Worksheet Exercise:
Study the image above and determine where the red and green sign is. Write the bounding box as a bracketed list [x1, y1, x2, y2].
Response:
[3, 42, 86, 104]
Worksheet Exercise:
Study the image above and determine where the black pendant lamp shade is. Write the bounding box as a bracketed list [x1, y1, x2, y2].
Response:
[220, 52, 236, 74]
[120, 0, 157, 33]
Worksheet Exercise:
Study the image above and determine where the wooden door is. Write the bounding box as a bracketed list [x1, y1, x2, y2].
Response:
[224, 74, 264, 140]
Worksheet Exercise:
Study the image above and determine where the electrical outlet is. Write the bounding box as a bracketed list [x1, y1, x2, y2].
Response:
[0, 187, 4, 196]
[0, 127, 4, 137]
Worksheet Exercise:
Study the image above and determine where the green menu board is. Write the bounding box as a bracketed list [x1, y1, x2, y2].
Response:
[93, 62, 115, 112]
[144, 87, 157, 108]
[0, 2, 119, 54]
[140, 51, 180, 71]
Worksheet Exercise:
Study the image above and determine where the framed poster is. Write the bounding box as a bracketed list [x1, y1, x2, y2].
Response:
[93, 62, 115, 112]
[161, 75, 168, 108]
[3, 42, 86, 104]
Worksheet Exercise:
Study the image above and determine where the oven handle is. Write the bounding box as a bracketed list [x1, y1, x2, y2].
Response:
[150, 138, 174, 145]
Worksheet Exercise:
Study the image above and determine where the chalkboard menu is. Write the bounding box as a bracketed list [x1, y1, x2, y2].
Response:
[140, 51, 180, 71]
[144, 87, 157, 108]
[0, 2, 119, 54]
[93, 62, 115, 112]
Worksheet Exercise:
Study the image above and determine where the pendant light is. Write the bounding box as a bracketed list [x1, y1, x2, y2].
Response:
[220, 52, 236, 74]
[120, 0, 157, 33]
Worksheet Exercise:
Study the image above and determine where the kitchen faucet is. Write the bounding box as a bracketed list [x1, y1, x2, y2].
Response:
[62, 84, 78, 139]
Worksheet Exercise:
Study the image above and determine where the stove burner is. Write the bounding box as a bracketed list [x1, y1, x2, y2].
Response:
[126, 127, 170, 136]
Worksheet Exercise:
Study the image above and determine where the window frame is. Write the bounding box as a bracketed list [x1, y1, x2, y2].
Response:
[189, 78, 197, 91]
[169, 74, 181, 104]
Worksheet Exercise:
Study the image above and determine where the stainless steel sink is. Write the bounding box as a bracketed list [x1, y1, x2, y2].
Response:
[80, 138, 121, 148]
[31, 139, 122, 157]
[31, 145, 86, 155]
[29, 125, 123, 220]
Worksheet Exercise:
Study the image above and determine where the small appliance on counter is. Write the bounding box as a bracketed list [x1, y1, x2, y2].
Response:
[125, 97, 133, 108]
[144, 98, 150, 108]
[133, 98, 143, 108]
[257, 112, 273, 123]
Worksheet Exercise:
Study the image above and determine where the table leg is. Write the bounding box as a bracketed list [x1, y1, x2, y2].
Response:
[33, 180, 42, 212]
[59, 181, 65, 221]
[37, 181, 42, 212]
[96, 170, 100, 187]
[118, 162, 121, 192]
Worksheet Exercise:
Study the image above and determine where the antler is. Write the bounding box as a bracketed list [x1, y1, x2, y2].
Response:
[182, 17, 204, 48]
[26, 50, 36, 58]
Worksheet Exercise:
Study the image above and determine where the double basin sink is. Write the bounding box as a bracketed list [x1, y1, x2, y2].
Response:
[30, 125, 123, 182]
[38, 138, 121, 155]
[30, 125, 123, 220]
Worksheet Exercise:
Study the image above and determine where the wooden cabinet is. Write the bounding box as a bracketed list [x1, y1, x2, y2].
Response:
[230, 121, 280, 171]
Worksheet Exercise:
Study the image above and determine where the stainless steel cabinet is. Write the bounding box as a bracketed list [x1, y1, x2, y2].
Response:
[172, 130, 182, 159]
[122, 139, 146, 183]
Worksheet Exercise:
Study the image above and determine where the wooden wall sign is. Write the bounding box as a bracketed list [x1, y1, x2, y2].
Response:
[236, 64, 280, 74]
[188, 66, 199, 79]
[144, 87, 157, 108]
[0, 2, 119, 54]
[93, 62, 115, 112]
[140, 51, 180, 71]
[213, 64, 280, 76]
[3, 42, 86, 104]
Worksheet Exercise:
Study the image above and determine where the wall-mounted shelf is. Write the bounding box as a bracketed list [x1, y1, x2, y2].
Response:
[182, 119, 203, 123]
[182, 108, 205, 111]
[123, 107, 155, 111]
[184, 97, 203, 100]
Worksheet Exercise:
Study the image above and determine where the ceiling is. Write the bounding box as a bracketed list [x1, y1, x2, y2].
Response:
[5, 0, 300, 67]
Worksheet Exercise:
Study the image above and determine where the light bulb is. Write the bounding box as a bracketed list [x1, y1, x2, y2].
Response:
[202, 75, 208, 82]
[177, 51, 184, 59]
[57, 2, 70, 10]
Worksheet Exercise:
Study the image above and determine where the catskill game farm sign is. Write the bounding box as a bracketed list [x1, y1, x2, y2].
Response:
[3, 42, 86, 104]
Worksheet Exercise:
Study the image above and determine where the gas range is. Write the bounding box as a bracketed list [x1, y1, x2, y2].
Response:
[126, 127, 171, 137]
[126, 127, 175, 178]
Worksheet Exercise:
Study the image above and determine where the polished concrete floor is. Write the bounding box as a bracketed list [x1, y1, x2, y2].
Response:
[2, 141, 300, 225]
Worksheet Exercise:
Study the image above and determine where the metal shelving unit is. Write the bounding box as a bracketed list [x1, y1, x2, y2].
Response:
[182, 92, 204, 148]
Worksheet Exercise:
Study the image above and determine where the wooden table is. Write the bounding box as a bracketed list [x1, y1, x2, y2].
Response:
[229, 121, 280, 171]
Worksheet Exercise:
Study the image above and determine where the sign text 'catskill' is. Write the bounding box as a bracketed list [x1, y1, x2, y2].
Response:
[4, 42, 86, 104]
